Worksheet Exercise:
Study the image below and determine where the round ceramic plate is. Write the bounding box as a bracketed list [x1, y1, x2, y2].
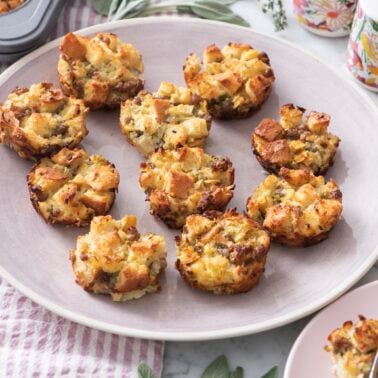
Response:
[0, 18, 377, 341]
[284, 281, 378, 378]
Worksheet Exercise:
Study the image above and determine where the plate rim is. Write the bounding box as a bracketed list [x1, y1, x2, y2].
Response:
[283, 280, 378, 378]
[0, 16, 377, 341]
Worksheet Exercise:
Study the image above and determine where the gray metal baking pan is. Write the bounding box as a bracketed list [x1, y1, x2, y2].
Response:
[0, 0, 67, 63]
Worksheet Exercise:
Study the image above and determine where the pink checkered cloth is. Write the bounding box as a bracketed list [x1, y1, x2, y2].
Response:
[0, 1, 166, 376]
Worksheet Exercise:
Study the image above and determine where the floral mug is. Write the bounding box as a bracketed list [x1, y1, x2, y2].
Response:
[347, 0, 378, 91]
[294, 0, 358, 37]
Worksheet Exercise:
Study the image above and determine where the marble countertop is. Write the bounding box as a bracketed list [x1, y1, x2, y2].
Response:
[162, 1, 378, 377]
[163, 267, 378, 378]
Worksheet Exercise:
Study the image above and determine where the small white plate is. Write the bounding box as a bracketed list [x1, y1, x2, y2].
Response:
[284, 280, 378, 378]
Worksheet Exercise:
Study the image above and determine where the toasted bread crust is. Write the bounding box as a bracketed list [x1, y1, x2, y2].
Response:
[183, 43, 275, 120]
[0, 83, 88, 160]
[246, 168, 343, 247]
[27, 147, 119, 226]
[70, 214, 167, 301]
[120, 82, 211, 156]
[58, 32, 144, 110]
[139, 147, 235, 228]
[176, 209, 270, 294]
[252, 104, 340, 175]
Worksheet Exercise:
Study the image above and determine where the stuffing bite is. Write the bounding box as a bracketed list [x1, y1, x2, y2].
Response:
[176, 209, 270, 294]
[0, 0, 24, 13]
[70, 214, 167, 301]
[27, 147, 119, 226]
[325, 316, 378, 378]
[139, 146, 235, 228]
[0, 82, 88, 160]
[252, 104, 340, 175]
[120, 81, 211, 156]
[58, 32, 144, 109]
[246, 168, 342, 246]
[184, 42, 275, 119]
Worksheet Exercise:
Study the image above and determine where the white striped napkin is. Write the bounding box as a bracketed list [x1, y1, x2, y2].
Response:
[0, 1, 168, 376]
[0, 278, 164, 377]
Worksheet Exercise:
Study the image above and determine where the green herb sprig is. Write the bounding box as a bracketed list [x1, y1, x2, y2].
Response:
[261, 366, 279, 378]
[201, 355, 242, 378]
[137, 356, 278, 378]
[201, 355, 278, 378]
[92, 0, 249, 27]
[138, 362, 155, 378]
[258, 0, 287, 31]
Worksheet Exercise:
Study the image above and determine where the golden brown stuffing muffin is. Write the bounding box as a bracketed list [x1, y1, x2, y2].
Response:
[120, 81, 211, 156]
[175, 209, 270, 294]
[70, 214, 167, 301]
[139, 146, 235, 228]
[0, 0, 24, 13]
[252, 104, 340, 175]
[325, 316, 378, 378]
[0, 83, 88, 161]
[183, 42, 275, 119]
[246, 168, 342, 247]
[58, 32, 144, 110]
[27, 147, 119, 226]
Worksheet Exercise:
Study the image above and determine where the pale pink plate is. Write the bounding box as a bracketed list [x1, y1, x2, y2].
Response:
[284, 280, 378, 378]
[0, 18, 377, 341]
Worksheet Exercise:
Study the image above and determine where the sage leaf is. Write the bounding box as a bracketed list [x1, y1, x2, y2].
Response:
[261, 366, 279, 378]
[230, 366, 244, 378]
[192, 1, 249, 27]
[137, 362, 156, 378]
[201, 355, 230, 378]
[178, 1, 249, 27]
[110, 0, 149, 20]
[93, 0, 250, 28]
[108, 0, 123, 19]
[92, 0, 113, 15]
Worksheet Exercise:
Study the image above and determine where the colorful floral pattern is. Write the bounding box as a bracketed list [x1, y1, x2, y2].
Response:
[294, 0, 357, 36]
[347, 4, 378, 90]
